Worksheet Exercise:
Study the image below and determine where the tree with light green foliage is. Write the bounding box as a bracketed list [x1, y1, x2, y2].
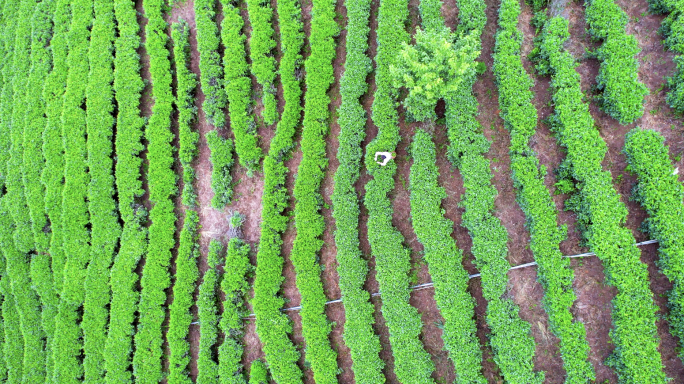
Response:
[390, 28, 479, 121]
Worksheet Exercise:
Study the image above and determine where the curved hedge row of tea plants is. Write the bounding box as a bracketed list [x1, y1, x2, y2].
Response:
[167, 21, 200, 384]
[364, 0, 435, 381]
[25, 1, 60, 381]
[0, 199, 46, 384]
[0, 0, 15, 194]
[624, 128, 684, 360]
[411, 2, 485, 381]
[584, 0, 648, 124]
[446, 1, 543, 382]
[218, 238, 252, 383]
[1, 264, 24, 384]
[290, 0, 339, 379]
[331, 0, 385, 379]
[0, 255, 23, 384]
[220, 0, 263, 175]
[198, 240, 223, 383]
[493, 0, 594, 381]
[42, 0, 70, 299]
[207, 130, 235, 208]
[0, 3, 19, 379]
[83, 0, 121, 382]
[409, 129, 485, 383]
[22, 0, 52, 254]
[173, 20, 200, 208]
[6, 0, 35, 255]
[53, 0, 94, 380]
[246, 0, 278, 125]
[251, 0, 304, 378]
[133, 0, 178, 381]
[194, 0, 226, 128]
[649, 0, 684, 113]
[538, 17, 666, 382]
[105, 0, 149, 381]
[167, 210, 200, 384]
[249, 360, 269, 384]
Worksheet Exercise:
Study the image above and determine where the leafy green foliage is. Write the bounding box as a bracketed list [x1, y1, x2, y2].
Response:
[363, 0, 435, 380]
[0, 0, 16, 193]
[406, 2, 485, 381]
[493, 1, 594, 381]
[5, 0, 36, 255]
[0, 198, 46, 384]
[1, 266, 23, 384]
[246, 0, 278, 124]
[251, 0, 304, 379]
[584, 0, 648, 124]
[105, 0, 149, 381]
[446, 1, 544, 382]
[195, 0, 227, 127]
[53, 0, 94, 380]
[290, 0, 340, 379]
[207, 130, 235, 208]
[167, 21, 201, 384]
[133, 0, 178, 381]
[649, 0, 684, 112]
[173, 20, 200, 208]
[391, 29, 478, 121]
[83, 1, 121, 381]
[220, 0, 263, 175]
[198, 240, 223, 384]
[331, 0, 385, 378]
[409, 129, 485, 383]
[24, 0, 60, 380]
[167, 211, 200, 384]
[218, 238, 252, 384]
[537, 18, 666, 383]
[22, 0, 52, 254]
[624, 128, 684, 361]
[248, 360, 269, 384]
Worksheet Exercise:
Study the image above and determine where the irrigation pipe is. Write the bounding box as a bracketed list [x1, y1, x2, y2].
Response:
[237, 239, 659, 319]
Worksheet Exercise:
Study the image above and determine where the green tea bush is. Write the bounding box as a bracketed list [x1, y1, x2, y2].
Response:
[53, 0, 94, 380]
[538, 18, 666, 382]
[409, 129, 485, 383]
[446, 1, 543, 382]
[220, 0, 263, 174]
[624, 128, 684, 361]
[649, 0, 684, 113]
[363, 0, 436, 381]
[0, 198, 46, 384]
[251, 0, 304, 379]
[22, 0, 52, 253]
[584, 0, 648, 124]
[493, 0, 594, 381]
[195, 0, 227, 127]
[246, 0, 278, 124]
[5, 0, 35, 255]
[331, 0, 385, 378]
[207, 130, 235, 208]
[218, 238, 252, 384]
[105, 0, 149, 381]
[26, 0, 60, 380]
[248, 360, 269, 384]
[289, 0, 340, 379]
[173, 20, 200, 207]
[167, 211, 200, 384]
[83, 0, 122, 381]
[198, 240, 223, 384]
[133, 0, 178, 381]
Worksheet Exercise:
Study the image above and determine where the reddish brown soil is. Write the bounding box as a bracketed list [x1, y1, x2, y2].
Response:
[161, 0, 684, 383]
